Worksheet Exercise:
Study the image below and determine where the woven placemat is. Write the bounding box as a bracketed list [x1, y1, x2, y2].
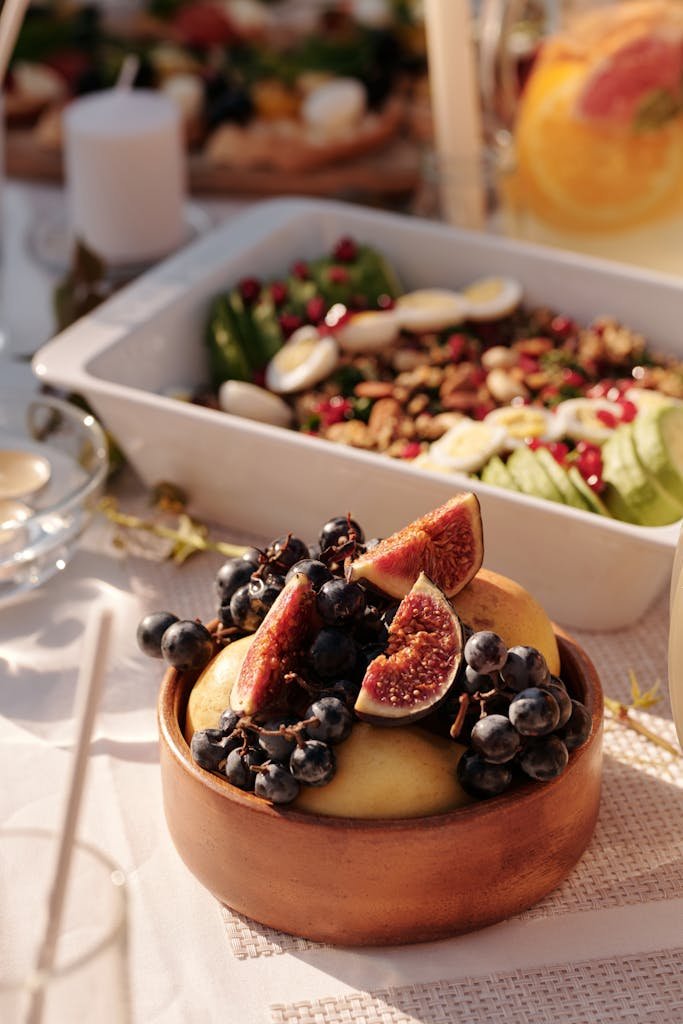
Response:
[269, 946, 683, 1024]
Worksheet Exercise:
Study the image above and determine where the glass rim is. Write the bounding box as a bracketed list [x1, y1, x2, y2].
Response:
[0, 826, 128, 990]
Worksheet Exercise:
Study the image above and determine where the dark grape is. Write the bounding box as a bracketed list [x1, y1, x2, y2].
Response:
[319, 515, 365, 551]
[161, 620, 213, 672]
[257, 718, 299, 762]
[289, 740, 336, 786]
[509, 687, 560, 736]
[308, 543, 322, 560]
[219, 709, 241, 735]
[316, 579, 366, 625]
[254, 763, 300, 804]
[225, 747, 263, 791]
[353, 605, 388, 646]
[241, 547, 262, 568]
[558, 700, 592, 750]
[464, 631, 508, 674]
[137, 611, 179, 658]
[464, 664, 496, 695]
[248, 577, 283, 616]
[190, 728, 232, 772]
[218, 604, 234, 628]
[381, 603, 400, 629]
[318, 678, 360, 708]
[508, 645, 549, 686]
[470, 714, 521, 764]
[229, 584, 264, 631]
[499, 651, 530, 692]
[268, 535, 309, 570]
[215, 558, 254, 605]
[457, 750, 513, 798]
[285, 559, 333, 590]
[519, 736, 569, 781]
[541, 678, 572, 729]
[304, 697, 353, 744]
[309, 628, 357, 679]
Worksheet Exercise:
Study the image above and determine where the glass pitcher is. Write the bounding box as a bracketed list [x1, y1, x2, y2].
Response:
[478, 0, 683, 276]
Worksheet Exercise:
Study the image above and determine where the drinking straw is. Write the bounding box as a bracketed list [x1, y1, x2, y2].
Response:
[423, 0, 486, 229]
[25, 605, 115, 1024]
[0, 0, 31, 84]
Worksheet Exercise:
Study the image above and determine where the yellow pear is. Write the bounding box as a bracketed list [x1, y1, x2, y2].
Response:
[184, 634, 254, 742]
[294, 722, 472, 819]
[451, 568, 560, 677]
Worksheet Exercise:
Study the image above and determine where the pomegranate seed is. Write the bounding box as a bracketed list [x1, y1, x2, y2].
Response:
[526, 438, 542, 450]
[270, 281, 288, 306]
[595, 409, 618, 429]
[548, 442, 569, 464]
[238, 277, 261, 305]
[333, 236, 358, 262]
[578, 450, 603, 478]
[470, 367, 487, 387]
[551, 315, 577, 338]
[448, 333, 468, 361]
[328, 266, 350, 285]
[306, 296, 326, 324]
[291, 260, 309, 280]
[400, 442, 422, 460]
[561, 368, 585, 388]
[377, 293, 395, 310]
[586, 381, 612, 400]
[316, 396, 352, 427]
[472, 403, 494, 420]
[278, 313, 303, 338]
[618, 399, 638, 423]
[541, 384, 560, 400]
[518, 354, 540, 374]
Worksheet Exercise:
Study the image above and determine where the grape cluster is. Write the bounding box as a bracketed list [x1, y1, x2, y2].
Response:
[190, 696, 353, 805]
[452, 631, 592, 799]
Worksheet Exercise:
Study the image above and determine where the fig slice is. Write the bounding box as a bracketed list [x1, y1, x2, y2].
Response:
[355, 572, 464, 725]
[347, 492, 483, 599]
[230, 572, 316, 716]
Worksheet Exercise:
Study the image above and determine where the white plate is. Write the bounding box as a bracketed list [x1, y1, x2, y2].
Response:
[33, 198, 680, 630]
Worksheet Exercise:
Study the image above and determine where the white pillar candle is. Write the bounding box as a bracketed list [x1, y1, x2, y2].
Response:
[423, 0, 485, 230]
[64, 87, 186, 266]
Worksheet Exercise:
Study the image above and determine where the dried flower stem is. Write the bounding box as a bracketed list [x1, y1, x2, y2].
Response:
[603, 671, 681, 758]
[98, 497, 246, 561]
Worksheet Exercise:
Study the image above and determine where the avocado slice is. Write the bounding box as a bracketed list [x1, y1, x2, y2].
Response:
[506, 446, 564, 504]
[566, 467, 612, 517]
[632, 403, 683, 505]
[534, 447, 591, 510]
[601, 423, 683, 526]
[480, 455, 519, 491]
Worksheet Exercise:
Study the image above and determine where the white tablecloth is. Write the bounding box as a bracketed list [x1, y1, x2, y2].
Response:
[1, 181, 682, 1024]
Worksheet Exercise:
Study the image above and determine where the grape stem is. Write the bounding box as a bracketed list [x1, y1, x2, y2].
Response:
[450, 693, 471, 740]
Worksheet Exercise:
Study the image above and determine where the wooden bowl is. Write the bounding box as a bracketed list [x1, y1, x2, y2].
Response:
[158, 627, 603, 947]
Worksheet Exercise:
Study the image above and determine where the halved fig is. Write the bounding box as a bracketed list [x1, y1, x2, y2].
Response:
[347, 492, 483, 599]
[230, 572, 316, 715]
[355, 573, 464, 725]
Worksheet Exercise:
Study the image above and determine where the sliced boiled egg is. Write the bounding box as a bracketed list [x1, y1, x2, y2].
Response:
[623, 387, 683, 411]
[301, 78, 367, 134]
[554, 397, 624, 443]
[461, 276, 523, 321]
[394, 289, 469, 333]
[428, 419, 507, 474]
[334, 309, 400, 354]
[265, 326, 339, 394]
[484, 405, 563, 450]
[218, 380, 292, 428]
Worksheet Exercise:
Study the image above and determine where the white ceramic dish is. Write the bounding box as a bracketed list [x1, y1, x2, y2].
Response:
[33, 198, 680, 630]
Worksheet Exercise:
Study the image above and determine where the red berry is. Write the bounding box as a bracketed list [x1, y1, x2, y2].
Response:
[595, 409, 618, 428]
[306, 296, 326, 324]
[618, 399, 638, 423]
[278, 313, 303, 338]
[333, 237, 358, 262]
[448, 333, 467, 361]
[270, 281, 288, 306]
[238, 277, 261, 305]
[291, 260, 310, 280]
[400, 442, 422, 460]
[551, 315, 577, 338]
[561, 368, 585, 389]
[328, 266, 350, 285]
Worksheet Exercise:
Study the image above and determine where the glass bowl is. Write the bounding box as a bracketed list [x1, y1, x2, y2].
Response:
[0, 394, 109, 605]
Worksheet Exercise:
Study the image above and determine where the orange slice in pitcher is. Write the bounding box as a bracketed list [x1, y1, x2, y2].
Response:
[514, 57, 683, 232]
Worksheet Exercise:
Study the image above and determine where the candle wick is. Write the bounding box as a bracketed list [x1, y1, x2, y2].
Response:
[116, 54, 140, 91]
